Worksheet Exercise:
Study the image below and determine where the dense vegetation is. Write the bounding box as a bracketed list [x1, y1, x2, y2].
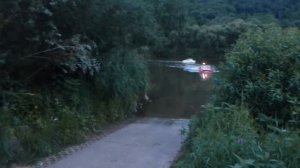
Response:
[1, 0, 300, 167]
[172, 1, 300, 168]
[162, 1, 300, 167]
[0, 0, 152, 166]
[176, 27, 300, 168]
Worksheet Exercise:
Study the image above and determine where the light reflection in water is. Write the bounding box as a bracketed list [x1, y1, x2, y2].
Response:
[154, 60, 216, 80]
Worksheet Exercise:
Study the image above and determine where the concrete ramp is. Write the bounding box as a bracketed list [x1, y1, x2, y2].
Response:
[46, 118, 189, 168]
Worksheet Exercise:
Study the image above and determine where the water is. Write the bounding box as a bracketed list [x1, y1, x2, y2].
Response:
[141, 60, 215, 119]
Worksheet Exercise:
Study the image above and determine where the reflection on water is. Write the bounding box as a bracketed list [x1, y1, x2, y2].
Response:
[141, 60, 215, 119]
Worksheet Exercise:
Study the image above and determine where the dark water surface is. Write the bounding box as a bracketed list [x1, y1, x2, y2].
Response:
[141, 61, 214, 119]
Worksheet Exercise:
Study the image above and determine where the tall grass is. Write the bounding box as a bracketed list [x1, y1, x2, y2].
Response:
[176, 105, 300, 168]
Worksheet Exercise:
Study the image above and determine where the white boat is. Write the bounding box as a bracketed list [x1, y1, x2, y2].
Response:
[183, 64, 199, 73]
[182, 58, 196, 64]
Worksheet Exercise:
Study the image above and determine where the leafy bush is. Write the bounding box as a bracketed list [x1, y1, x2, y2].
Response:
[215, 27, 300, 122]
[99, 49, 149, 100]
[176, 26, 300, 168]
[0, 48, 149, 166]
[0, 0, 101, 91]
[0, 0, 151, 166]
[98, 49, 149, 120]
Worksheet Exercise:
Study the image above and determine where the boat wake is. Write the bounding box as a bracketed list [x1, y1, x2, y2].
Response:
[148, 60, 218, 73]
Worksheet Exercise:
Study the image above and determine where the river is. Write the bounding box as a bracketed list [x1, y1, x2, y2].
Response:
[141, 60, 215, 119]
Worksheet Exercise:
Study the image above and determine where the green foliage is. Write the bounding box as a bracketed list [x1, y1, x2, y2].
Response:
[92, 0, 158, 49]
[0, 74, 148, 165]
[0, 1, 151, 166]
[187, 0, 300, 27]
[176, 104, 256, 168]
[188, 0, 236, 25]
[176, 26, 300, 168]
[176, 105, 300, 168]
[2, 0, 300, 167]
[0, 1, 101, 90]
[96, 49, 149, 120]
[215, 27, 300, 121]
[0, 85, 106, 165]
[152, 0, 189, 34]
[153, 0, 300, 59]
[168, 19, 258, 56]
[99, 49, 149, 99]
[233, 0, 300, 24]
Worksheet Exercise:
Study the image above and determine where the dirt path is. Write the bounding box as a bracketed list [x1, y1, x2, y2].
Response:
[44, 118, 189, 168]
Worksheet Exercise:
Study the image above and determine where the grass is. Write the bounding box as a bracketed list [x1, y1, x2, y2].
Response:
[175, 104, 300, 168]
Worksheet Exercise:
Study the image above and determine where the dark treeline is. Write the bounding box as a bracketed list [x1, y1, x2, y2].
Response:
[1, 0, 300, 166]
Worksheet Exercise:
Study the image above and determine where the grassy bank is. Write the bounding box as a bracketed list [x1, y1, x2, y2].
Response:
[176, 27, 300, 168]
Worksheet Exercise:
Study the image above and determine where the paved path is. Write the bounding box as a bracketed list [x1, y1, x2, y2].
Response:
[46, 118, 189, 168]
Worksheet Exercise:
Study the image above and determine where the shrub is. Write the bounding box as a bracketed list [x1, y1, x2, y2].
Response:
[176, 26, 300, 168]
[176, 105, 300, 168]
[215, 27, 300, 122]
[0, 1, 151, 166]
[176, 104, 257, 168]
[98, 48, 149, 101]
[0, 87, 106, 165]
[96, 49, 149, 120]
